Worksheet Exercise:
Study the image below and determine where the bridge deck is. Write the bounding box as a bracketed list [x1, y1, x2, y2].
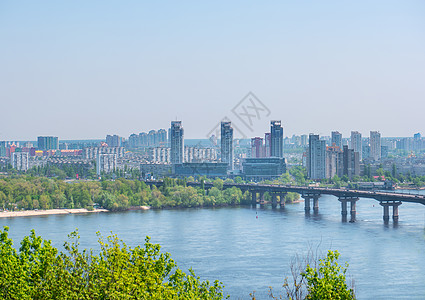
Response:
[144, 180, 425, 205]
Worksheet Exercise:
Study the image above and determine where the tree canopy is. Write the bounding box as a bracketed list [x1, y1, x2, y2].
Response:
[0, 176, 251, 212]
[0, 227, 226, 300]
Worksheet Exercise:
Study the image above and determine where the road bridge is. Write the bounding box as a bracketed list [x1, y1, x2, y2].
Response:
[144, 180, 425, 223]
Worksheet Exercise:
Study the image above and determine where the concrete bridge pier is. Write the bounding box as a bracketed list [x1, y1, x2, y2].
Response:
[303, 194, 320, 213]
[279, 193, 286, 209]
[381, 203, 390, 223]
[251, 191, 257, 206]
[271, 193, 278, 208]
[338, 197, 359, 222]
[313, 195, 319, 213]
[340, 200, 348, 216]
[259, 192, 265, 207]
[304, 195, 311, 212]
[339, 199, 348, 222]
[350, 199, 358, 221]
[393, 202, 401, 222]
[380, 201, 402, 223]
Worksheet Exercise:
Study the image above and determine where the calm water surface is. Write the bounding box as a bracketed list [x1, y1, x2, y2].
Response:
[1, 191, 425, 299]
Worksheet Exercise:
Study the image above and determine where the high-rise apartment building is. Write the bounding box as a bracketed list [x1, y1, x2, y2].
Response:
[413, 133, 422, 152]
[97, 154, 117, 175]
[140, 132, 148, 147]
[132, 130, 167, 148]
[343, 145, 360, 179]
[300, 134, 308, 147]
[128, 134, 140, 148]
[370, 131, 381, 161]
[148, 130, 157, 146]
[350, 131, 362, 161]
[157, 129, 168, 146]
[221, 121, 233, 170]
[170, 121, 184, 164]
[106, 135, 123, 147]
[37, 136, 59, 150]
[331, 131, 342, 149]
[11, 152, 29, 171]
[307, 134, 326, 180]
[362, 144, 370, 160]
[326, 146, 343, 179]
[381, 145, 389, 158]
[264, 133, 271, 157]
[0, 141, 6, 157]
[251, 137, 264, 158]
[270, 120, 283, 158]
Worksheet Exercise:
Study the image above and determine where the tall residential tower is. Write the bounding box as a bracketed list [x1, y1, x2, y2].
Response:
[331, 131, 342, 149]
[221, 121, 233, 170]
[350, 131, 362, 161]
[37, 136, 59, 150]
[370, 131, 381, 161]
[270, 120, 283, 158]
[307, 134, 326, 180]
[170, 121, 184, 164]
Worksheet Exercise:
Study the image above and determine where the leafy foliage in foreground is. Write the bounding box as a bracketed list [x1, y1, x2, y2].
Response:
[0, 227, 225, 300]
[302, 250, 355, 300]
[264, 250, 355, 300]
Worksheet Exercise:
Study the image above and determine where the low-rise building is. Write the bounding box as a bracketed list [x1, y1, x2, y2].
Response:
[242, 157, 286, 181]
[173, 162, 227, 178]
[140, 163, 172, 179]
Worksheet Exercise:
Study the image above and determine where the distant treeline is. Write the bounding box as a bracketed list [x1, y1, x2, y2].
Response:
[0, 176, 299, 212]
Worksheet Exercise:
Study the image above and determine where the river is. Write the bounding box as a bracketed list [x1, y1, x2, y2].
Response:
[1, 190, 425, 299]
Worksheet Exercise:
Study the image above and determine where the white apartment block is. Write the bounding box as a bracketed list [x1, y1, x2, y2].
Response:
[149, 147, 171, 163]
[11, 152, 29, 171]
[97, 154, 117, 175]
[185, 146, 217, 163]
[84, 147, 124, 160]
[370, 131, 381, 161]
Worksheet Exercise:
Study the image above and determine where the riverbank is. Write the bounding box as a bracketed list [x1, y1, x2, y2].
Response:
[0, 208, 109, 218]
[0, 206, 152, 218]
[395, 186, 425, 190]
[128, 206, 151, 211]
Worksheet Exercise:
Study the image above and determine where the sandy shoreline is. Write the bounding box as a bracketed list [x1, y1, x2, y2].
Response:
[0, 208, 109, 218]
[0, 206, 151, 218]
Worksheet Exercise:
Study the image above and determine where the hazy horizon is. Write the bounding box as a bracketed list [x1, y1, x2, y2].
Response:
[1, 1, 424, 140]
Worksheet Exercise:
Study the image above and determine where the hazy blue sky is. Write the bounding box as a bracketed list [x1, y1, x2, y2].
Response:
[1, 1, 424, 140]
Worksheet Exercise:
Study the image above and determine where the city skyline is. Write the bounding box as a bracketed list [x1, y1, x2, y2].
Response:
[1, 1, 425, 140]
[0, 126, 422, 143]
[1, 2, 425, 299]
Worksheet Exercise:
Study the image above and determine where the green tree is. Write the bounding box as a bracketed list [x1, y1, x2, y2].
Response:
[0, 191, 6, 209]
[0, 227, 226, 300]
[376, 167, 384, 179]
[302, 250, 355, 300]
[392, 164, 397, 178]
[279, 172, 292, 184]
[208, 187, 223, 205]
[363, 164, 371, 180]
[289, 166, 307, 185]
[213, 178, 224, 190]
[284, 192, 300, 203]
